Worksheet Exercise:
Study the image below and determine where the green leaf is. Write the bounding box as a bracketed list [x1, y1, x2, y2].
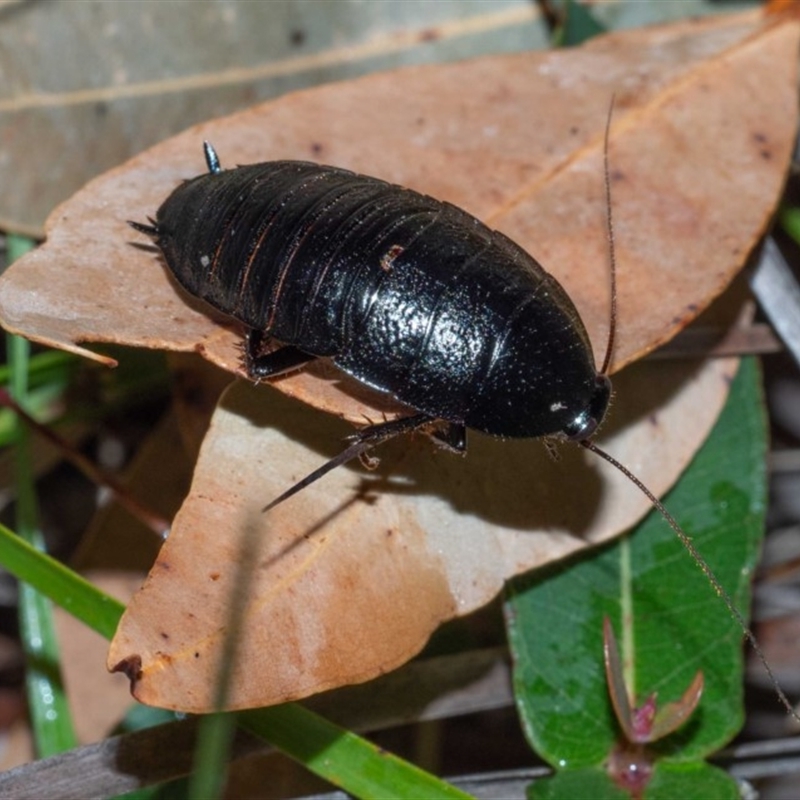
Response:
[528, 767, 628, 800]
[645, 762, 739, 800]
[506, 358, 765, 779]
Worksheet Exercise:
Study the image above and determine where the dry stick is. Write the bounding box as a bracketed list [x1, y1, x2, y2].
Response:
[0, 388, 169, 537]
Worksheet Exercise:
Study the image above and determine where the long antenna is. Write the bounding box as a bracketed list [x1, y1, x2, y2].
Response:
[599, 95, 618, 378]
[580, 439, 799, 722]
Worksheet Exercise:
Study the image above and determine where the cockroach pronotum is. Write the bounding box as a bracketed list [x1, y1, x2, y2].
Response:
[130, 125, 796, 719]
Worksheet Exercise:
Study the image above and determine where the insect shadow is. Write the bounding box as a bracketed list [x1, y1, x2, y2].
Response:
[220, 355, 699, 536]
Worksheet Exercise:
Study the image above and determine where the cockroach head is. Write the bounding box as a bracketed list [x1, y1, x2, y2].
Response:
[562, 373, 612, 442]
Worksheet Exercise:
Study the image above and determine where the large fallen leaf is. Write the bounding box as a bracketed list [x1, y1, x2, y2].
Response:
[2, 10, 797, 711]
[0, 8, 796, 426]
[107, 355, 738, 711]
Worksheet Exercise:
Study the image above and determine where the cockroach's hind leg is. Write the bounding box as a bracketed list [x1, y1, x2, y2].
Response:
[346, 413, 434, 446]
[263, 413, 434, 513]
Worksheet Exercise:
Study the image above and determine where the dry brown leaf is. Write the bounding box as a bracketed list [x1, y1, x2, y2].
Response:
[1, 10, 796, 711]
[108, 355, 737, 711]
[0, 8, 796, 426]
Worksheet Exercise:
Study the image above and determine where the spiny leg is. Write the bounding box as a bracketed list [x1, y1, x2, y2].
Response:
[263, 413, 435, 512]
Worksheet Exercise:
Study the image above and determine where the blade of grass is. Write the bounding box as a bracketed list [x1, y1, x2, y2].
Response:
[188, 713, 237, 800]
[0, 525, 471, 798]
[0, 522, 124, 638]
[7, 234, 78, 757]
[0, 350, 78, 446]
[240, 705, 473, 800]
[188, 523, 264, 800]
[0, 348, 78, 389]
[779, 205, 800, 243]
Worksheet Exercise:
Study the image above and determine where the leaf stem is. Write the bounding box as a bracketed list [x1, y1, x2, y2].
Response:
[619, 534, 635, 701]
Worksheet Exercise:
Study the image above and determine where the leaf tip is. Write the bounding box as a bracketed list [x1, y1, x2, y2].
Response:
[110, 653, 143, 689]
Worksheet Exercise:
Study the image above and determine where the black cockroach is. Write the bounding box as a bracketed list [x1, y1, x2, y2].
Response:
[131, 142, 611, 448]
[130, 129, 795, 719]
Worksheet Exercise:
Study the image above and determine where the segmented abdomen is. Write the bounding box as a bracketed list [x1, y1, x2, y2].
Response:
[155, 161, 588, 426]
